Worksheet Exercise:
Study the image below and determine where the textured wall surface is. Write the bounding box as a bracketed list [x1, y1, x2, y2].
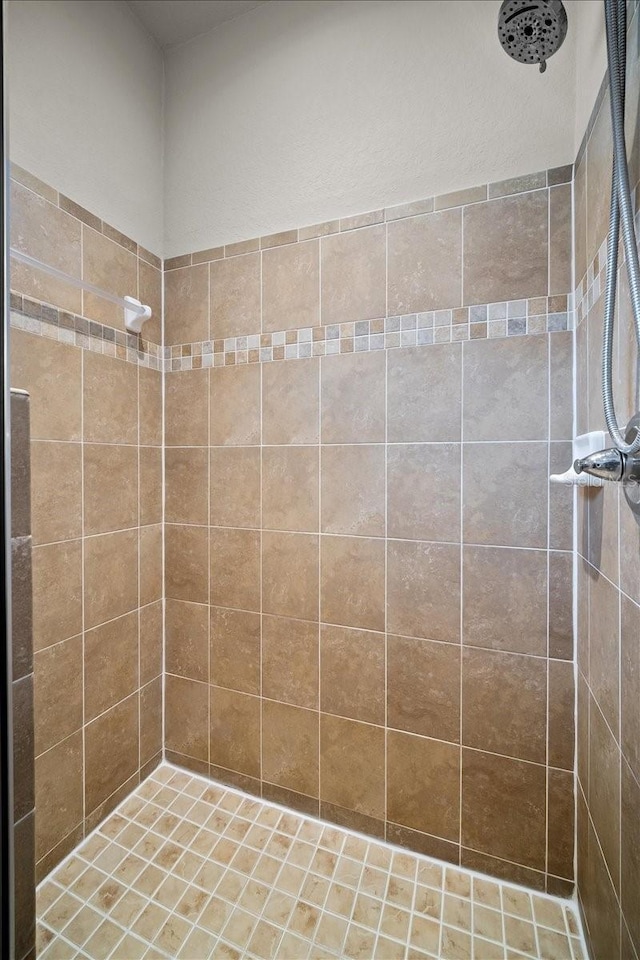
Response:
[574, 6, 640, 956]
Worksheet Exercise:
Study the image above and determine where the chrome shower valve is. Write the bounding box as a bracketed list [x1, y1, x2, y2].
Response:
[574, 447, 640, 483]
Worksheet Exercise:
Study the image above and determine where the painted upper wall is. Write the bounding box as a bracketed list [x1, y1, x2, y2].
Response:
[164, 0, 583, 256]
[7, 0, 164, 255]
[573, 0, 607, 147]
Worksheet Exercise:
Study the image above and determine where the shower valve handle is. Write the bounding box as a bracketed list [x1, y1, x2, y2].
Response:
[574, 448, 640, 483]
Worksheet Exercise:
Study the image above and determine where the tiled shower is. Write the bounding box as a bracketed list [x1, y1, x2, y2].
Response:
[3, 1, 639, 958]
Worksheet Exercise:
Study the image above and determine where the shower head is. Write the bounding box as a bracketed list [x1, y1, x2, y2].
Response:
[498, 0, 568, 73]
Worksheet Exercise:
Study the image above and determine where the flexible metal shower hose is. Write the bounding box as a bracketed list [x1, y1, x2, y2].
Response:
[602, 0, 640, 453]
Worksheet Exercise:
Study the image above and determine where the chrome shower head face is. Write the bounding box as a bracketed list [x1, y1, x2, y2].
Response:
[498, 0, 568, 73]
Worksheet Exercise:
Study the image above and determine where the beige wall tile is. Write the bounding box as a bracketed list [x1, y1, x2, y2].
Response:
[166, 369, 209, 447]
[387, 344, 461, 442]
[165, 263, 209, 345]
[35, 731, 83, 860]
[211, 252, 260, 339]
[10, 181, 82, 313]
[84, 444, 138, 535]
[321, 445, 384, 537]
[139, 523, 163, 606]
[548, 659, 575, 771]
[320, 714, 385, 819]
[11, 330, 82, 441]
[210, 687, 260, 777]
[32, 540, 82, 650]
[547, 768, 574, 880]
[84, 612, 139, 722]
[387, 540, 460, 643]
[165, 675, 209, 762]
[262, 446, 319, 532]
[320, 624, 384, 725]
[321, 351, 385, 443]
[387, 731, 460, 839]
[210, 364, 260, 446]
[210, 606, 260, 694]
[210, 447, 260, 528]
[549, 184, 571, 296]
[321, 226, 386, 324]
[31, 441, 82, 544]
[165, 599, 209, 683]
[140, 678, 162, 766]
[262, 241, 319, 333]
[140, 601, 163, 685]
[139, 368, 162, 446]
[210, 527, 260, 611]
[263, 701, 319, 797]
[139, 446, 162, 526]
[262, 531, 318, 621]
[165, 524, 209, 604]
[574, 155, 587, 283]
[463, 192, 548, 304]
[83, 352, 137, 445]
[387, 635, 460, 742]
[387, 444, 460, 541]
[262, 616, 318, 709]
[84, 694, 139, 815]
[165, 447, 209, 525]
[320, 536, 384, 631]
[84, 529, 138, 629]
[262, 358, 319, 445]
[388, 209, 462, 314]
[138, 259, 162, 345]
[34, 636, 83, 755]
[82, 227, 138, 328]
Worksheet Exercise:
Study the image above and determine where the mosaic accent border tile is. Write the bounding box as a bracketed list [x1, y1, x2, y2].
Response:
[163, 296, 571, 372]
[165, 165, 573, 268]
[9, 294, 162, 371]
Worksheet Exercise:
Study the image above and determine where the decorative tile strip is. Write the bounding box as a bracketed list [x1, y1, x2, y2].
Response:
[165, 295, 571, 372]
[573, 236, 615, 329]
[9, 293, 162, 370]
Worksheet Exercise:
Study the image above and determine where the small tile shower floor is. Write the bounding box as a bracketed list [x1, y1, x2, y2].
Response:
[36, 763, 586, 960]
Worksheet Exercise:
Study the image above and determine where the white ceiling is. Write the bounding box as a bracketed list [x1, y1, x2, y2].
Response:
[126, 0, 268, 48]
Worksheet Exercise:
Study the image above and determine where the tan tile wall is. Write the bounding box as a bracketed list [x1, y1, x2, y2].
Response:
[163, 171, 575, 895]
[574, 8, 640, 956]
[9, 171, 164, 882]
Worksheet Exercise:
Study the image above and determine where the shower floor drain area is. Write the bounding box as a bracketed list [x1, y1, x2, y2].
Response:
[36, 763, 586, 960]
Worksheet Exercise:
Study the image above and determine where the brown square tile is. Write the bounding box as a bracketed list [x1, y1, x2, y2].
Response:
[34, 635, 83, 755]
[463, 443, 548, 548]
[165, 447, 209, 525]
[166, 370, 209, 446]
[208, 446, 260, 529]
[388, 209, 462, 314]
[210, 687, 260, 777]
[462, 648, 547, 763]
[463, 192, 548, 303]
[11, 536, 32, 680]
[589, 697, 620, 892]
[461, 749, 546, 870]
[387, 731, 460, 840]
[166, 524, 209, 603]
[82, 227, 137, 328]
[263, 446, 319, 532]
[211, 527, 260, 611]
[85, 694, 139, 816]
[11, 181, 81, 312]
[35, 731, 83, 861]
[550, 330, 573, 441]
[210, 606, 260, 694]
[320, 535, 384, 631]
[165, 675, 209, 762]
[547, 768, 574, 880]
[262, 615, 319, 708]
[30, 440, 82, 545]
[12, 673, 34, 822]
[139, 368, 162, 446]
[589, 570, 620, 736]
[140, 678, 162, 766]
[262, 531, 318, 620]
[83, 351, 137, 444]
[140, 600, 162, 685]
[320, 714, 385, 819]
[84, 444, 138, 534]
[211, 252, 260, 338]
[621, 759, 640, 950]
[165, 264, 209, 345]
[263, 700, 319, 797]
[84, 529, 138, 629]
[622, 595, 640, 783]
[462, 545, 547, 655]
[84, 611, 138, 722]
[387, 443, 460, 541]
[387, 344, 461, 442]
[463, 336, 548, 441]
[11, 331, 82, 441]
[262, 357, 319, 445]
[140, 523, 162, 606]
[321, 351, 385, 443]
[262, 240, 319, 333]
[388, 635, 460, 741]
[548, 659, 575, 770]
[210, 364, 260, 445]
[321, 225, 385, 324]
[321, 445, 384, 536]
[10, 391, 31, 539]
[549, 549, 573, 658]
[32, 540, 82, 650]
[139, 445, 162, 527]
[320, 624, 384, 724]
[165, 599, 209, 683]
[387, 540, 460, 642]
